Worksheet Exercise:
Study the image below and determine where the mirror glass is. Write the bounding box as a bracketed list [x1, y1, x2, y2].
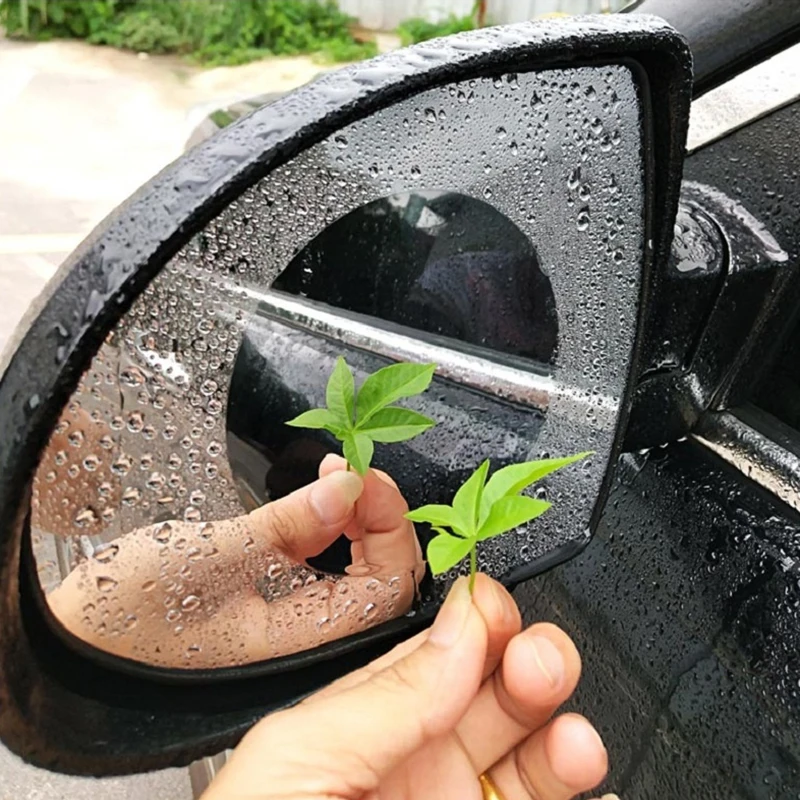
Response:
[31, 63, 645, 670]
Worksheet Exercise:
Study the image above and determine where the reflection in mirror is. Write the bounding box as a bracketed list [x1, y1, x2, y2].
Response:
[274, 191, 558, 364]
[31, 62, 645, 671]
[37, 404, 423, 668]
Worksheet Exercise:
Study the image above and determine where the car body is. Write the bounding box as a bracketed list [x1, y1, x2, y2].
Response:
[0, 3, 798, 799]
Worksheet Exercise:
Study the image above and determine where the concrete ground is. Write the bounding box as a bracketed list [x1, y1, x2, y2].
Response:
[0, 34, 335, 800]
[0, 35, 330, 352]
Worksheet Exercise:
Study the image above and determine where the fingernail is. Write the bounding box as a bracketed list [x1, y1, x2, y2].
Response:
[486, 579, 508, 621]
[309, 471, 363, 525]
[525, 635, 564, 689]
[601, 792, 620, 799]
[429, 577, 472, 648]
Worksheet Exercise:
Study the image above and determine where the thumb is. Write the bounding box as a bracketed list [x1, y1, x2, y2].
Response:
[247, 470, 364, 561]
[205, 577, 488, 799]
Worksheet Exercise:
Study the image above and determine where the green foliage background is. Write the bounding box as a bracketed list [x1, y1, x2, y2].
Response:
[0, 0, 381, 64]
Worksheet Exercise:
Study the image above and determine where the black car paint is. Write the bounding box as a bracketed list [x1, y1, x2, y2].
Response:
[524, 440, 800, 797]
[543, 89, 800, 797]
[0, 17, 692, 776]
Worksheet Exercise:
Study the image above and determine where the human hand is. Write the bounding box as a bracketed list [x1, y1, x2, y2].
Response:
[202, 574, 609, 800]
[48, 453, 423, 668]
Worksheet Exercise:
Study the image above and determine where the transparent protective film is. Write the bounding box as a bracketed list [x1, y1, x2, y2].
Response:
[32, 65, 644, 670]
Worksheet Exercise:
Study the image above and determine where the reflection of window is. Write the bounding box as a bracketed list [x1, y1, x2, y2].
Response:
[273, 192, 558, 364]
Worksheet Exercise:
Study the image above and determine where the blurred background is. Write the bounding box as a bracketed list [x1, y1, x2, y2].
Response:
[0, 0, 623, 797]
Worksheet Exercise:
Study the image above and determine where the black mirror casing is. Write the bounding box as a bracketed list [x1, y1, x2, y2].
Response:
[0, 15, 690, 774]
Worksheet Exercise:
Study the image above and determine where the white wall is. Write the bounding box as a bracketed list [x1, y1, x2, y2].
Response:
[338, 0, 626, 31]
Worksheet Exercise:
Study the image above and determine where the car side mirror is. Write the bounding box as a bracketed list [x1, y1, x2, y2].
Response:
[0, 15, 690, 775]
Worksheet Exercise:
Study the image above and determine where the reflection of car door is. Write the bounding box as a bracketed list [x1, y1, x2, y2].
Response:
[519, 45, 800, 796]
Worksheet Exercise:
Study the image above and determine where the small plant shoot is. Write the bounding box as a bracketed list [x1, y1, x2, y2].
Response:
[286, 357, 437, 475]
[406, 452, 592, 591]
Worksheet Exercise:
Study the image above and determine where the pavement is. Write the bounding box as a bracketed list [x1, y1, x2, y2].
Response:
[0, 33, 333, 800]
[0, 36, 328, 352]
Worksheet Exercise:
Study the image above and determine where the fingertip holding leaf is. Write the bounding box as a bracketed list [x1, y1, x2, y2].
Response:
[407, 452, 592, 589]
[285, 358, 438, 474]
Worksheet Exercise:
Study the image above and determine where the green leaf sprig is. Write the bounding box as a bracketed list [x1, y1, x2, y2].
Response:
[406, 452, 592, 592]
[286, 357, 437, 475]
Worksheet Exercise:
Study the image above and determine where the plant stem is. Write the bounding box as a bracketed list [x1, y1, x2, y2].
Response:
[346, 461, 351, 473]
[469, 543, 477, 594]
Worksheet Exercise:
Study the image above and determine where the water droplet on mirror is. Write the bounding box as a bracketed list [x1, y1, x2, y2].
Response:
[181, 595, 201, 611]
[317, 617, 331, 633]
[94, 544, 119, 563]
[74, 507, 99, 527]
[154, 522, 172, 543]
[111, 455, 132, 476]
[121, 487, 141, 506]
[199, 522, 214, 540]
[96, 576, 118, 593]
[127, 412, 145, 433]
[200, 378, 218, 396]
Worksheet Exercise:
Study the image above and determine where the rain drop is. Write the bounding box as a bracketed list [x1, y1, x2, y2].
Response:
[96, 576, 118, 593]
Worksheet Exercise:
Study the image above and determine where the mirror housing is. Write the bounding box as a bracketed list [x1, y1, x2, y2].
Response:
[0, 15, 690, 774]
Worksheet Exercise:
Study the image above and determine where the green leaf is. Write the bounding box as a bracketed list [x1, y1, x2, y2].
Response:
[357, 407, 435, 443]
[342, 432, 374, 476]
[326, 356, 355, 429]
[405, 503, 468, 536]
[427, 531, 474, 576]
[477, 495, 552, 541]
[356, 362, 436, 424]
[480, 452, 592, 522]
[285, 408, 341, 432]
[452, 460, 490, 537]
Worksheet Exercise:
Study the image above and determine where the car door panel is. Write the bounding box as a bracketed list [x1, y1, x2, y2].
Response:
[523, 86, 800, 797]
[521, 440, 800, 797]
